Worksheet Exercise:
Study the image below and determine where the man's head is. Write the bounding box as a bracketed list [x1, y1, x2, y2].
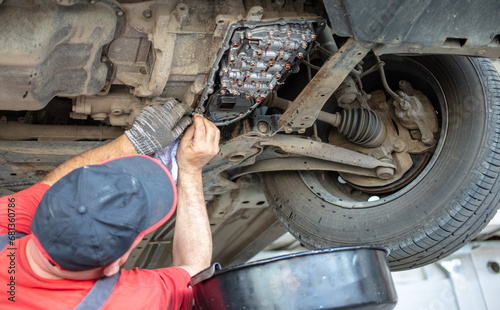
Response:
[31, 155, 177, 272]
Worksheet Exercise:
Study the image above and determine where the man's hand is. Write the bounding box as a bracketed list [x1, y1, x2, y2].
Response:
[125, 99, 193, 155]
[173, 114, 220, 276]
[176, 114, 220, 175]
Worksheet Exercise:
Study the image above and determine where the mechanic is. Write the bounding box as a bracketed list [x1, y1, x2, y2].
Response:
[0, 101, 220, 309]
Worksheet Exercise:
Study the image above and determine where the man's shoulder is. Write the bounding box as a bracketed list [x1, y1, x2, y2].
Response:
[0, 184, 51, 235]
[3, 184, 51, 201]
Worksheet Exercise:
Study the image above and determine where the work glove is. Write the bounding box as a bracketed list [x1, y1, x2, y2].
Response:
[125, 99, 193, 155]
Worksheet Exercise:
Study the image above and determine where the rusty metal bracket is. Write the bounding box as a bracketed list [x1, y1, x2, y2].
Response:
[278, 38, 372, 133]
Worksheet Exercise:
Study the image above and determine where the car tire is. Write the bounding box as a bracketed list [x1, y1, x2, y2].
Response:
[261, 56, 500, 270]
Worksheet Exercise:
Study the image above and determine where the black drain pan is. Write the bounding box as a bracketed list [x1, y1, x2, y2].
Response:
[191, 246, 397, 310]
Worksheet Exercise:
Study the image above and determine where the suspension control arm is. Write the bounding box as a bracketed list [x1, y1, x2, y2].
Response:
[260, 135, 396, 179]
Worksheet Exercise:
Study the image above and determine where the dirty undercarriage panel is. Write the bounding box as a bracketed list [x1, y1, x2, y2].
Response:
[0, 0, 123, 110]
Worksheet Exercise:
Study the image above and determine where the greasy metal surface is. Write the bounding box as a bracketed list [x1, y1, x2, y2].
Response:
[0, 0, 122, 110]
[133, 3, 175, 97]
[278, 38, 372, 132]
[192, 247, 397, 310]
[72, 92, 147, 127]
[108, 1, 177, 98]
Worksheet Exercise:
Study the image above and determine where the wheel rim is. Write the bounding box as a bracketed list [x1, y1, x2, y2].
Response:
[299, 55, 449, 209]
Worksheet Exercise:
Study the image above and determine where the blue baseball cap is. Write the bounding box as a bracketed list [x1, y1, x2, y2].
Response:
[31, 155, 177, 271]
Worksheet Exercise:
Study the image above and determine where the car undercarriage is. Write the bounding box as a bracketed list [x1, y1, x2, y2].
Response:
[1, 0, 500, 271]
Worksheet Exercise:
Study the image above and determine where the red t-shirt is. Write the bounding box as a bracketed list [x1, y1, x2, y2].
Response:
[0, 184, 193, 309]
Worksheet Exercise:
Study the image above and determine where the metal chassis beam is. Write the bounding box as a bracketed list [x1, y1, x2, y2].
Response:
[278, 38, 372, 132]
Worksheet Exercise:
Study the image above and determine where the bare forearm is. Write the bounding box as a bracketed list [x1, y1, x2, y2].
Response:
[172, 114, 219, 276]
[172, 169, 212, 276]
[40, 135, 137, 186]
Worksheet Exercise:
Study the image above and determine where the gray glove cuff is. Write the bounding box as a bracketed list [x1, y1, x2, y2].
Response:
[125, 100, 193, 155]
[125, 128, 160, 155]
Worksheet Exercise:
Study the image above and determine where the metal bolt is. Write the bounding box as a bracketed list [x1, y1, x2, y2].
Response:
[257, 121, 269, 133]
[475, 50, 486, 56]
[89, 0, 96, 4]
[101, 56, 107, 62]
[378, 102, 388, 112]
[140, 67, 147, 74]
[400, 100, 410, 111]
[298, 128, 306, 134]
[375, 157, 396, 180]
[284, 126, 293, 133]
[143, 9, 152, 19]
[116, 10, 124, 17]
[376, 166, 395, 180]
